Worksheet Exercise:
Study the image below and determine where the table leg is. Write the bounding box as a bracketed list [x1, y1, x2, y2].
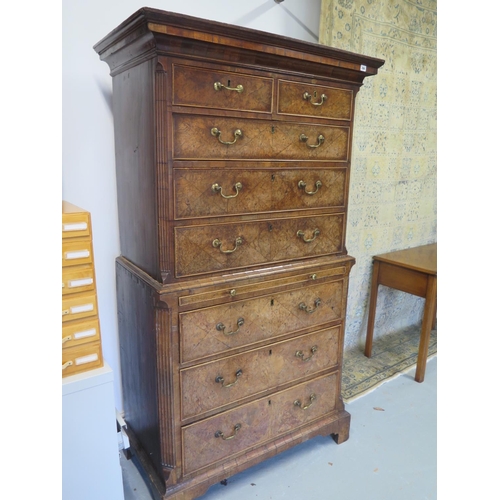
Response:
[415, 274, 437, 382]
[364, 260, 380, 358]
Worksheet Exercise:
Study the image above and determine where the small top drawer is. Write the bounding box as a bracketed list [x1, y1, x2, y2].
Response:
[277, 80, 353, 121]
[62, 201, 91, 239]
[172, 64, 273, 113]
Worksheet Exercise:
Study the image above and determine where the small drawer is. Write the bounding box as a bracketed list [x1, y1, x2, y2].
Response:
[62, 292, 97, 323]
[62, 265, 95, 295]
[173, 168, 347, 220]
[62, 317, 101, 349]
[173, 115, 349, 161]
[172, 64, 273, 113]
[180, 279, 345, 363]
[180, 326, 340, 420]
[277, 80, 353, 121]
[62, 239, 93, 267]
[62, 341, 103, 377]
[174, 214, 344, 278]
[182, 372, 338, 474]
[62, 210, 91, 239]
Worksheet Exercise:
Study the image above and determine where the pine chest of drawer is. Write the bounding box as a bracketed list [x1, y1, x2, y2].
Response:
[95, 8, 383, 500]
[62, 201, 103, 377]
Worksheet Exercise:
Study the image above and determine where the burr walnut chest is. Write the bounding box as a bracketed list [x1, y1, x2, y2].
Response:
[94, 8, 383, 499]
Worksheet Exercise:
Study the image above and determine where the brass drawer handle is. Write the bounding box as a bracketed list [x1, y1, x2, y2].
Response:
[303, 91, 327, 106]
[295, 345, 318, 362]
[212, 181, 243, 199]
[215, 423, 242, 440]
[297, 229, 320, 243]
[299, 298, 321, 314]
[211, 127, 243, 145]
[294, 393, 316, 410]
[216, 317, 244, 336]
[213, 236, 243, 254]
[298, 180, 322, 195]
[62, 361, 73, 370]
[215, 369, 243, 388]
[214, 81, 244, 93]
[299, 133, 325, 148]
[62, 335, 72, 345]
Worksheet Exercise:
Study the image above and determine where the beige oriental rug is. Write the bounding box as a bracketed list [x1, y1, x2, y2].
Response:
[341, 324, 437, 403]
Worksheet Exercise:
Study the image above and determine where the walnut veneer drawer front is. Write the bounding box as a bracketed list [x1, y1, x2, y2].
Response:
[182, 372, 338, 474]
[173, 168, 347, 219]
[174, 214, 344, 277]
[62, 317, 101, 349]
[180, 326, 340, 419]
[62, 239, 93, 267]
[62, 211, 91, 239]
[180, 279, 344, 363]
[62, 265, 95, 295]
[277, 80, 353, 121]
[173, 115, 349, 161]
[172, 64, 273, 113]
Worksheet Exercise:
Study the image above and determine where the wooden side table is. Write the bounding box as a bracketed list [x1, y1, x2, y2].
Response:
[364, 243, 437, 382]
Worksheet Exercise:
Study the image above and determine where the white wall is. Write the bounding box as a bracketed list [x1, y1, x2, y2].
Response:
[62, 0, 321, 412]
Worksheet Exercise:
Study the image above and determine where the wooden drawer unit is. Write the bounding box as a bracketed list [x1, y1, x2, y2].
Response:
[96, 8, 383, 499]
[181, 326, 340, 420]
[182, 372, 339, 475]
[62, 201, 103, 377]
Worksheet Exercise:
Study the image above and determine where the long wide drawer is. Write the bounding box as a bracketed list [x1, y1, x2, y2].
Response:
[180, 326, 340, 420]
[180, 279, 344, 363]
[173, 168, 347, 219]
[173, 115, 349, 161]
[182, 372, 338, 474]
[174, 214, 344, 277]
[172, 64, 273, 113]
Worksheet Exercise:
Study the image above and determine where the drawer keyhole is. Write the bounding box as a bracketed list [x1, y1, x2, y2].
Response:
[269, 349, 272, 356]
[227, 79, 231, 87]
[271, 299, 274, 306]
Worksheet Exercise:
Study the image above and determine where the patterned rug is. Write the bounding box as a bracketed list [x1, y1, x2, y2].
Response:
[341, 324, 437, 403]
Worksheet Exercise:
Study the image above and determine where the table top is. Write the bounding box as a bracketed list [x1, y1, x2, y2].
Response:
[373, 243, 437, 275]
